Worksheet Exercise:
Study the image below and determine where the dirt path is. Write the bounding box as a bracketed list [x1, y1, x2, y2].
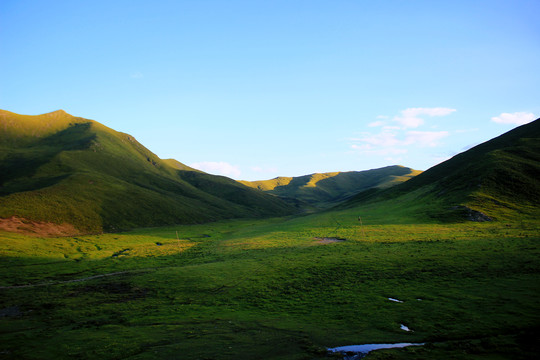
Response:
[0, 269, 153, 290]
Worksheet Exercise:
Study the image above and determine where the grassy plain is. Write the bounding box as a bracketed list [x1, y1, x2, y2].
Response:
[1, 210, 539, 359]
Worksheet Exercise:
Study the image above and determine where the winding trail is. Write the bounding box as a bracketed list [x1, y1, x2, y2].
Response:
[0, 269, 153, 290]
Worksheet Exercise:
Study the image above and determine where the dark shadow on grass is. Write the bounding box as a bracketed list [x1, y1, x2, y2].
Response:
[0, 122, 95, 194]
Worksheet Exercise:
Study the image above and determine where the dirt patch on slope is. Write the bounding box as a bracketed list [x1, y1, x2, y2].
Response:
[0, 216, 81, 237]
[314, 237, 347, 244]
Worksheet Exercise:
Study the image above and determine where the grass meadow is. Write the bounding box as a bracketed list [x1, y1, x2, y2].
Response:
[1, 210, 539, 359]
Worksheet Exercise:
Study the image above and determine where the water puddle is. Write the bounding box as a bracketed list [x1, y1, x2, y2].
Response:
[111, 248, 130, 258]
[400, 324, 412, 332]
[328, 342, 424, 359]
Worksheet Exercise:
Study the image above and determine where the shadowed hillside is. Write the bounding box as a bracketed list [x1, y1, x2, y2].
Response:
[240, 166, 421, 209]
[341, 118, 540, 222]
[0, 110, 296, 234]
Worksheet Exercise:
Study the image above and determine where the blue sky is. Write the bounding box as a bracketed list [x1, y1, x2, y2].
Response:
[1, 0, 539, 180]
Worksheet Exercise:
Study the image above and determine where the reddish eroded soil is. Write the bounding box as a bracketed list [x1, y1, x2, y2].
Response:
[0, 216, 81, 237]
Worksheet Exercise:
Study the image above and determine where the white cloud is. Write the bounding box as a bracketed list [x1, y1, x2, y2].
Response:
[352, 106, 455, 165]
[351, 144, 373, 151]
[491, 112, 536, 125]
[190, 161, 241, 178]
[358, 131, 401, 147]
[393, 107, 456, 128]
[368, 120, 386, 127]
[394, 115, 424, 128]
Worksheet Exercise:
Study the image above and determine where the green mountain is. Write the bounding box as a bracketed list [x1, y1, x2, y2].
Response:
[239, 166, 421, 209]
[0, 110, 296, 234]
[341, 118, 540, 221]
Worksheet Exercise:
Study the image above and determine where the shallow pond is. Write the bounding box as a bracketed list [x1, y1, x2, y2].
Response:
[328, 342, 424, 359]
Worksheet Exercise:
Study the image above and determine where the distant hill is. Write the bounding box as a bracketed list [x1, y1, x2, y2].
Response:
[240, 166, 421, 209]
[0, 110, 296, 235]
[341, 119, 540, 221]
[161, 158, 201, 172]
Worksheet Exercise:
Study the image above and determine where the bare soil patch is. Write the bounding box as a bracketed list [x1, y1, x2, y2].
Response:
[0, 216, 80, 237]
[314, 237, 346, 244]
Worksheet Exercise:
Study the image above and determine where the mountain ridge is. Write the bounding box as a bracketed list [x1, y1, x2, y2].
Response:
[240, 166, 421, 209]
[2, 109, 538, 234]
[0, 110, 296, 235]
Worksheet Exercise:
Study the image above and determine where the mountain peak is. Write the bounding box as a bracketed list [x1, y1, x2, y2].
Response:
[45, 109, 72, 117]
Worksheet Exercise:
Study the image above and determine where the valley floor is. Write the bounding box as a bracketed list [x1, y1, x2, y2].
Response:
[1, 214, 539, 359]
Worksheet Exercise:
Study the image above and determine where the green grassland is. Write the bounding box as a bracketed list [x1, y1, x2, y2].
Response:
[1, 206, 538, 359]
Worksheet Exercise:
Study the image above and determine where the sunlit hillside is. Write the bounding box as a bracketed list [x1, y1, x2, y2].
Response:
[240, 166, 420, 209]
[0, 110, 296, 234]
[342, 118, 540, 222]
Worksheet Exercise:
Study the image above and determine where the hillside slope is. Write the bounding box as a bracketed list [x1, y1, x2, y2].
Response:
[240, 166, 420, 209]
[0, 110, 296, 234]
[341, 119, 540, 221]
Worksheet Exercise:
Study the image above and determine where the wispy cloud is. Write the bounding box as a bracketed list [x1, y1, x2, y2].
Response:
[393, 107, 456, 128]
[352, 107, 455, 162]
[357, 131, 402, 147]
[352, 130, 449, 151]
[368, 120, 386, 127]
[190, 161, 241, 178]
[404, 130, 449, 147]
[491, 112, 536, 125]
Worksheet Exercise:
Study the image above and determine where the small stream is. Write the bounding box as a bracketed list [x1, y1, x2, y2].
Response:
[328, 342, 424, 359]
[327, 297, 423, 358]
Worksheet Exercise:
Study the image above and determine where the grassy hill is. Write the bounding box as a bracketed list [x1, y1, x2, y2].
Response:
[1, 113, 538, 360]
[341, 118, 540, 222]
[0, 110, 296, 234]
[239, 166, 420, 209]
